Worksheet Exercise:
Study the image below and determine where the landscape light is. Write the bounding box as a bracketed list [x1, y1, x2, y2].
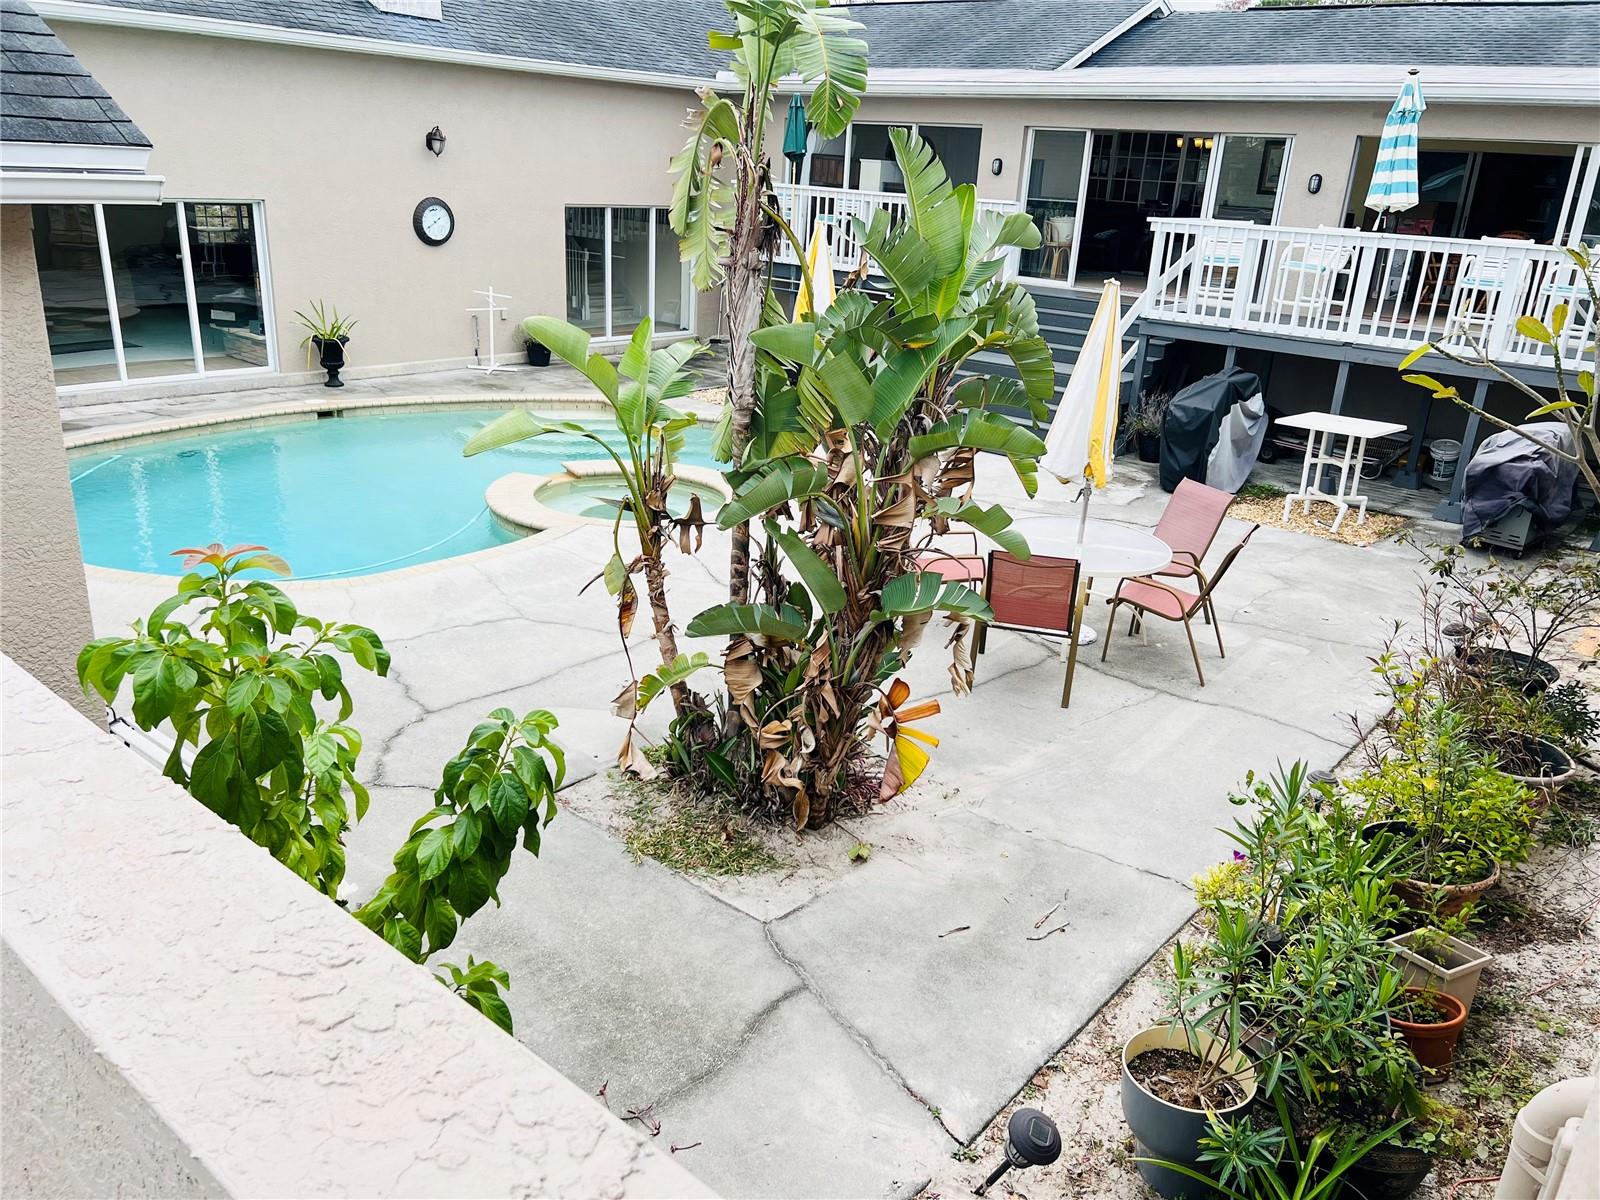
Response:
[974, 1107, 1062, 1196]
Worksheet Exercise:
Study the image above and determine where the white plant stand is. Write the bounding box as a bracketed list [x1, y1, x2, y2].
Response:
[1277, 411, 1407, 533]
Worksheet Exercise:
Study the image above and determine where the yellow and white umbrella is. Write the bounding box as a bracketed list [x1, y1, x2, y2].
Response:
[1041, 279, 1122, 536]
[792, 219, 836, 321]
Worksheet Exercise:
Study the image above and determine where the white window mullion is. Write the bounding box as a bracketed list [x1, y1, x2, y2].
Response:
[603, 206, 614, 338]
[92, 203, 128, 383]
[174, 201, 205, 374]
[252, 202, 280, 371]
[647, 207, 657, 334]
[1067, 130, 1093, 286]
[843, 125, 853, 189]
[1201, 135, 1225, 218]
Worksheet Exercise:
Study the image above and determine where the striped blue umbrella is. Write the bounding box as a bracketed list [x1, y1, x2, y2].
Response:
[1364, 71, 1426, 216]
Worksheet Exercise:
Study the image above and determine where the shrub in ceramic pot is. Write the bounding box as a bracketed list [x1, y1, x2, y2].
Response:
[1350, 695, 1535, 918]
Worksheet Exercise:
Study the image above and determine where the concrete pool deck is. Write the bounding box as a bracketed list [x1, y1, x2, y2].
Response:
[77, 392, 1439, 1197]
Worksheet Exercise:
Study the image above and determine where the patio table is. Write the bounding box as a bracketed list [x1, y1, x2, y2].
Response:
[1277, 411, 1407, 534]
[1009, 515, 1171, 708]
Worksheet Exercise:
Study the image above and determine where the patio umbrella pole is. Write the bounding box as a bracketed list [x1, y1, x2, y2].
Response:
[1076, 483, 1091, 543]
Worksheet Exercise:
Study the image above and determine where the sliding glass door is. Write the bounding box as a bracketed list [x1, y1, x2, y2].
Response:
[1207, 136, 1289, 225]
[563, 205, 692, 340]
[30, 199, 273, 388]
[1020, 129, 1089, 281]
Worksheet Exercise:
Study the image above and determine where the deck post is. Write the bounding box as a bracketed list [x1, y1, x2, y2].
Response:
[1124, 333, 1149, 409]
[1393, 388, 1434, 489]
[1316, 360, 1352, 491]
[1432, 379, 1489, 524]
[1222, 344, 1238, 371]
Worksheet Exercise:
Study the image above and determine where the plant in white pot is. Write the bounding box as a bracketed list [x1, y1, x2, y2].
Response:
[1386, 926, 1493, 1016]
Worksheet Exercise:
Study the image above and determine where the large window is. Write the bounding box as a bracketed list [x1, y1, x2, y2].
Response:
[1209, 136, 1289, 225]
[564, 206, 691, 340]
[31, 200, 272, 388]
[1021, 129, 1088, 280]
[807, 122, 981, 190]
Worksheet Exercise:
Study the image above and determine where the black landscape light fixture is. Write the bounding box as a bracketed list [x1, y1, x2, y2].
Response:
[425, 125, 447, 157]
[974, 1107, 1062, 1196]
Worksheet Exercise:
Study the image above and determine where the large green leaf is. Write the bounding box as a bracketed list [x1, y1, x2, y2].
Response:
[878, 573, 991, 620]
[907, 412, 1047, 462]
[766, 520, 846, 614]
[750, 321, 819, 364]
[634, 651, 718, 713]
[889, 127, 966, 294]
[814, 352, 875, 426]
[998, 334, 1057, 403]
[786, 1, 867, 138]
[464, 412, 617, 461]
[668, 94, 739, 291]
[717, 456, 833, 528]
[929, 498, 1030, 559]
[521, 315, 619, 402]
[685, 602, 809, 641]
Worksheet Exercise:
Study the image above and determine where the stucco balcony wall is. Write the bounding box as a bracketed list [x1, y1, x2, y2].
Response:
[0, 655, 712, 1200]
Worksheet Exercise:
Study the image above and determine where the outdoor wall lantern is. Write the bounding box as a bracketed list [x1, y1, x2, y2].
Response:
[991, 157, 1003, 176]
[1308, 172, 1324, 195]
[424, 125, 447, 157]
[974, 1108, 1061, 1196]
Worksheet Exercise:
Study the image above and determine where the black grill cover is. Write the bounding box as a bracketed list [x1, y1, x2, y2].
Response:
[1461, 422, 1578, 543]
[1158, 368, 1264, 493]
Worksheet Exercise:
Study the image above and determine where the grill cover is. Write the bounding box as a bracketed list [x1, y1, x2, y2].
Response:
[1461, 422, 1578, 544]
[1158, 368, 1265, 493]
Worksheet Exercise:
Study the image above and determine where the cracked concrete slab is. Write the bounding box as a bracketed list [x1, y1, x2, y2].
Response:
[653, 990, 953, 1200]
[769, 810, 1195, 1142]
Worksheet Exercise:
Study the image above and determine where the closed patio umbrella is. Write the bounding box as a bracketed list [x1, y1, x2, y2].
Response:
[1041, 279, 1122, 538]
[1365, 69, 1426, 224]
[792, 220, 836, 321]
[782, 94, 808, 167]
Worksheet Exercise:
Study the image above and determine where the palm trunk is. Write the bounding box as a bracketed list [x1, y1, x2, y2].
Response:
[723, 141, 767, 606]
[641, 544, 692, 715]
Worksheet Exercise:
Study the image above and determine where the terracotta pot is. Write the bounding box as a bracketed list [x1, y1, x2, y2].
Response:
[1497, 734, 1576, 810]
[1122, 1024, 1258, 1198]
[1362, 821, 1500, 919]
[1392, 988, 1467, 1073]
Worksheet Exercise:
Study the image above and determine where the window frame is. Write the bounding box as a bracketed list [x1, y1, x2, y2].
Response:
[563, 204, 694, 343]
[46, 198, 277, 393]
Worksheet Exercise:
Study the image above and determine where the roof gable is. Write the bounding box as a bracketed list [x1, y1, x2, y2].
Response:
[1, 0, 149, 146]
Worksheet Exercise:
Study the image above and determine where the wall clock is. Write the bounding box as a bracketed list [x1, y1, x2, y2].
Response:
[413, 197, 454, 246]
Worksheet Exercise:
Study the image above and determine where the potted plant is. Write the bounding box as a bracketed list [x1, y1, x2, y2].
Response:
[524, 330, 551, 367]
[1389, 987, 1467, 1074]
[1351, 694, 1535, 918]
[294, 300, 357, 388]
[1130, 390, 1170, 463]
[1386, 927, 1493, 1016]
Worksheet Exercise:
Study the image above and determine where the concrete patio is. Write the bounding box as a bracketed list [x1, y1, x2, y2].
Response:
[76, 378, 1433, 1198]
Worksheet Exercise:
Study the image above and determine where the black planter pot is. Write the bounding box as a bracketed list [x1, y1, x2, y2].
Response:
[1347, 1142, 1433, 1199]
[1250, 919, 1287, 970]
[1136, 431, 1161, 463]
[1455, 645, 1560, 696]
[314, 335, 348, 388]
[1122, 1025, 1258, 1198]
[526, 339, 551, 367]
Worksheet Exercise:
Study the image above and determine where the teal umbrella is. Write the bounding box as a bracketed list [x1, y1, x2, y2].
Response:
[782, 94, 808, 165]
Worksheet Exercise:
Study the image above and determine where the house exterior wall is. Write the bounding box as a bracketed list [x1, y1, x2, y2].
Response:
[822, 94, 1598, 236]
[51, 22, 720, 381]
[0, 204, 96, 716]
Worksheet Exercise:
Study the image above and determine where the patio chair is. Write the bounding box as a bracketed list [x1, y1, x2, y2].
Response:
[1449, 241, 1531, 341]
[1267, 239, 1351, 327]
[913, 532, 986, 587]
[1149, 478, 1235, 587]
[1187, 222, 1253, 314]
[1100, 524, 1259, 686]
[973, 550, 1079, 659]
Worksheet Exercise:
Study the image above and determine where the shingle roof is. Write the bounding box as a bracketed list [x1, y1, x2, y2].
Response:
[1, 0, 150, 145]
[60, 0, 732, 77]
[1083, 1, 1600, 69]
[851, 0, 1151, 71]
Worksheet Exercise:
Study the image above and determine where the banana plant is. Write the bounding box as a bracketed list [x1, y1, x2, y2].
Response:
[465, 318, 715, 761]
[670, 0, 868, 604]
[676, 130, 1051, 827]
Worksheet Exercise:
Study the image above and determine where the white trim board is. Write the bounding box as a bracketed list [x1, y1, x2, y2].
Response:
[0, 141, 152, 172]
[1060, 0, 1171, 71]
[0, 168, 164, 205]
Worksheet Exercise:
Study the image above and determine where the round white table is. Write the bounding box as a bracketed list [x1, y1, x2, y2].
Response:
[1008, 515, 1171, 707]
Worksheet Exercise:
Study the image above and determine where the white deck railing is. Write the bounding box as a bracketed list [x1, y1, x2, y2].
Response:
[772, 183, 1025, 278]
[1141, 217, 1596, 373]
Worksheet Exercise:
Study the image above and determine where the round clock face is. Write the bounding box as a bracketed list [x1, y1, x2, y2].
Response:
[413, 197, 454, 246]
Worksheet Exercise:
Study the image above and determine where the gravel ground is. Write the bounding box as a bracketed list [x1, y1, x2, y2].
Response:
[919, 627, 1600, 1200]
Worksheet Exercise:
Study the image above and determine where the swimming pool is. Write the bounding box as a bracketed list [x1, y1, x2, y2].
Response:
[69, 407, 718, 578]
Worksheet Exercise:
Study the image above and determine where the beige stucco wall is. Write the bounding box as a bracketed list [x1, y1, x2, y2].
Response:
[0, 205, 96, 716]
[797, 94, 1598, 234]
[54, 22, 720, 379]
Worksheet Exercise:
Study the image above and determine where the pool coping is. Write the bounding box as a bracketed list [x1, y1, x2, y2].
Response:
[488, 464, 735, 533]
[69, 394, 728, 586]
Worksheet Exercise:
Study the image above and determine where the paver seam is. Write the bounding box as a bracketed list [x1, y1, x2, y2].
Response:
[942, 806, 1193, 889]
[758, 925, 963, 1147]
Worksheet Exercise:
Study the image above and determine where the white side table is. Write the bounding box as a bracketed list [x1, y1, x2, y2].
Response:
[1276, 412, 1407, 533]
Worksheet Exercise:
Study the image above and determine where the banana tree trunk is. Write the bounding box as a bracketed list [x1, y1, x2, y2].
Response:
[641, 544, 693, 715]
[723, 154, 767, 606]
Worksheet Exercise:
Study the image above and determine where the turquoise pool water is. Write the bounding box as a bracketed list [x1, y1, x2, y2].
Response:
[70, 408, 717, 578]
